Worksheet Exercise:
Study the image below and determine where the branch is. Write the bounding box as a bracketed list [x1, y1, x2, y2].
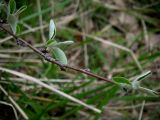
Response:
[0, 24, 114, 84]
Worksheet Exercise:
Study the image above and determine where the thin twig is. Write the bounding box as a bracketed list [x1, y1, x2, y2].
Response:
[0, 24, 114, 83]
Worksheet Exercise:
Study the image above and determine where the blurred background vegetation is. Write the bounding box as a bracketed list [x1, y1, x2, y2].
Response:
[0, 0, 160, 120]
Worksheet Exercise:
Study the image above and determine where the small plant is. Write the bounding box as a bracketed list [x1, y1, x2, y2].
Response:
[1, 0, 74, 64]
[0, 0, 27, 33]
[45, 19, 74, 64]
[113, 71, 158, 95]
[0, 0, 159, 119]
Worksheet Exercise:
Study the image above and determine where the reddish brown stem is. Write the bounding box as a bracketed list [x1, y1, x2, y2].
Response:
[0, 24, 114, 84]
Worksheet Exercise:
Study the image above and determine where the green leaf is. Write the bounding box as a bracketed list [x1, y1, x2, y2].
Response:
[15, 5, 27, 15]
[49, 19, 56, 39]
[52, 47, 67, 65]
[16, 24, 21, 34]
[139, 87, 158, 96]
[8, 0, 16, 14]
[46, 40, 74, 48]
[134, 71, 151, 81]
[0, 3, 8, 13]
[46, 39, 57, 47]
[113, 77, 131, 85]
[7, 14, 18, 34]
[51, 41, 74, 47]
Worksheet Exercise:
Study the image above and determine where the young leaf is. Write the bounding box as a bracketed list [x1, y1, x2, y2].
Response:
[15, 5, 27, 15]
[113, 77, 131, 85]
[134, 71, 151, 81]
[51, 41, 74, 47]
[52, 47, 67, 65]
[48, 40, 74, 47]
[8, 0, 16, 14]
[49, 19, 56, 39]
[0, 3, 8, 13]
[7, 14, 18, 34]
[46, 39, 57, 47]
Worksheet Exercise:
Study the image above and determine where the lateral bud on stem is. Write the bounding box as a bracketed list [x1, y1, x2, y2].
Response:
[16, 39, 27, 47]
[55, 60, 66, 71]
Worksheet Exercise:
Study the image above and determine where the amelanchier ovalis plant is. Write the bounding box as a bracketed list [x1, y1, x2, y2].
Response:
[46, 19, 74, 65]
[0, 0, 157, 96]
[112, 71, 158, 95]
[1, 0, 73, 64]
[0, 0, 27, 33]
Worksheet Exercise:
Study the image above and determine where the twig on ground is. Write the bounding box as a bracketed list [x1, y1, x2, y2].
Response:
[0, 24, 114, 83]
